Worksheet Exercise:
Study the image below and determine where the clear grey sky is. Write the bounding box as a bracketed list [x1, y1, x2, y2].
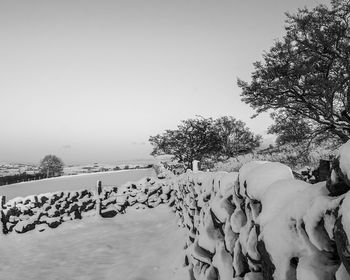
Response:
[0, 0, 329, 164]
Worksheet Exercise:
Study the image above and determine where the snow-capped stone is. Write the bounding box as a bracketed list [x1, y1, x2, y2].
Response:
[244, 162, 294, 200]
[212, 242, 234, 280]
[339, 140, 350, 183]
[238, 161, 267, 196]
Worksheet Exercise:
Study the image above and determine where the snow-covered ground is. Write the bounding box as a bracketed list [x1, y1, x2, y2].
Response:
[0, 169, 156, 200]
[0, 204, 188, 280]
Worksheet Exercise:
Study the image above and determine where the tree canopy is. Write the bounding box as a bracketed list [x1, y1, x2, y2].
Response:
[39, 155, 64, 178]
[149, 116, 261, 169]
[238, 0, 350, 144]
[268, 110, 314, 145]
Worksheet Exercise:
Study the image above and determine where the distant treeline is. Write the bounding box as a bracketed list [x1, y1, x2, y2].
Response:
[0, 173, 46, 186]
[113, 164, 154, 171]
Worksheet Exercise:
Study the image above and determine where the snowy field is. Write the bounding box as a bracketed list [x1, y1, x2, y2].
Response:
[0, 169, 156, 200]
[0, 205, 188, 280]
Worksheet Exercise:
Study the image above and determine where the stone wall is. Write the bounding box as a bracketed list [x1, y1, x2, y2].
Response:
[3, 150, 350, 280]
[0, 176, 172, 234]
[169, 159, 350, 280]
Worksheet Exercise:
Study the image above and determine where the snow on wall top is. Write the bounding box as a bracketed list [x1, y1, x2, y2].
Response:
[258, 179, 310, 226]
[241, 161, 294, 200]
[238, 161, 267, 187]
[339, 140, 350, 181]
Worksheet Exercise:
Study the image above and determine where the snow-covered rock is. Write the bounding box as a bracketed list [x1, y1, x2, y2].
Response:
[244, 162, 293, 200]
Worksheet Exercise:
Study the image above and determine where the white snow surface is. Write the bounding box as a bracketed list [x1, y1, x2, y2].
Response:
[0, 204, 189, 280]
[340, 191, 350, 242]
[0, 169, 155, 200]
[258, 179, 310, 226]
[238, 161, 267, 196]
[339, 140, 350, 181]
[244, 162, 294, 200]
[215, 172, 238, 196]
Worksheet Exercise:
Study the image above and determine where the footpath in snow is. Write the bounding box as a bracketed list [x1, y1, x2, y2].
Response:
[0, 205, 188, 280]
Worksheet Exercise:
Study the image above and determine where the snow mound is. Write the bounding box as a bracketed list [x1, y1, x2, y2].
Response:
[244, 162, 294, 200]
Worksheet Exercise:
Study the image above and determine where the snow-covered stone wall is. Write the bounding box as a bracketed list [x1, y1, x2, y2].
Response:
[169, 158, 350, 280]
[4, 140, 350, 280]
[0, 176, 172, 234]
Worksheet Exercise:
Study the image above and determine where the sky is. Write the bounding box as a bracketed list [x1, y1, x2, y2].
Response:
[0, 0, 330, 165]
